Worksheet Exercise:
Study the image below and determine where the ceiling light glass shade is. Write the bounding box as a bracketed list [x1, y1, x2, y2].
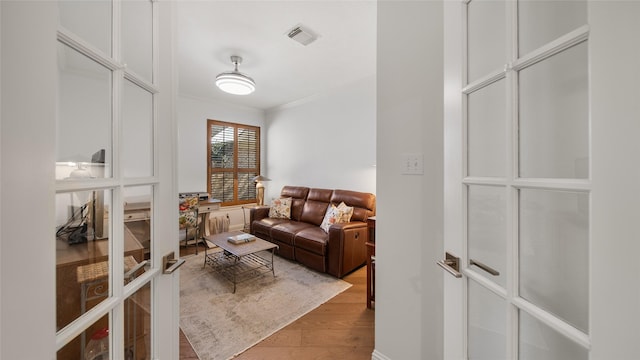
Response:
[215, 71, 256, 95]
[215, 56, 256, 95]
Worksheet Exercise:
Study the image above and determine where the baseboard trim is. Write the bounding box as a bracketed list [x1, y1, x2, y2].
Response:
[372, 349, 392, 360]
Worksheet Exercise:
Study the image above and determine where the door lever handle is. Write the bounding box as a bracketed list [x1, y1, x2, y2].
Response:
[469, 259, 500, 276]
[163, 251, 185, 274]
[437, 252, 462, 278]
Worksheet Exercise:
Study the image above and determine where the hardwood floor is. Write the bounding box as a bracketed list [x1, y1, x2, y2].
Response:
[178, 243, 375, 360]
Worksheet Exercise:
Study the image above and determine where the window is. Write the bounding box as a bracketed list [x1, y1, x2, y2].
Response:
[207, 120, 260, 206]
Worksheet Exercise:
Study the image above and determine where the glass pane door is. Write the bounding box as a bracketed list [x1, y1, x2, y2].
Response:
[463, 0, 590, 358]
[55, 1, 160, 359]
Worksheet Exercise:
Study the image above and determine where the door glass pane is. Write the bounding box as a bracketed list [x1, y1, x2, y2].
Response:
[124, 283, 151, 360]
[467, 0, 506, 82]
[122, 0, 153, 82]
[57, 42, 112, 179]
[519, 42, 589, 179]
[124, 186, 152, 268]
[468, 185, 507, 287]
[56, 189, 112, 330]
[519, 189, 589, 332]
[123, 80, 153, 178]
[518, 0, 587, 56]
[468, 80, 506, 177]
[519, 310, 588, 360]
[59, 0, 112, 56]
[468, 280, 507, 360]
[57, 314, 109, 360]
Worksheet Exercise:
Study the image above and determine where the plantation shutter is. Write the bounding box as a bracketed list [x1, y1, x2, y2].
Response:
[208, 120, 260, 205]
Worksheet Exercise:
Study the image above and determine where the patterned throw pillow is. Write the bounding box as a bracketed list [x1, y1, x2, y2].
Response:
[269, 197, 292, 219]
[320, 202, 355, 233]
[336, 202, 354, 222]
[179, 196, 199, 229]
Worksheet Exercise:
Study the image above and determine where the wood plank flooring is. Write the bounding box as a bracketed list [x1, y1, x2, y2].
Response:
[179, 243, 375, 360]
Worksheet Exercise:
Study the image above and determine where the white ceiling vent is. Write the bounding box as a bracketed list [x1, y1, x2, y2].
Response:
[286, 25, 318, 46]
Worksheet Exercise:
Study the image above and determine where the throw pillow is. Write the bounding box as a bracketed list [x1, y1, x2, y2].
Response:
[269, 197, 292, 219]
[320, 202, 355, 233]
[336, 202, 354, 222]
[320, 204, 340, 233]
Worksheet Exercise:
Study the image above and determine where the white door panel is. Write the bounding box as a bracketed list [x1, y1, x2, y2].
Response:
[444, 1, 640, 359]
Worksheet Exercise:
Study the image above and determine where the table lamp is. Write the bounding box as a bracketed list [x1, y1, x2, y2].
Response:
[252, 175, 271, 206]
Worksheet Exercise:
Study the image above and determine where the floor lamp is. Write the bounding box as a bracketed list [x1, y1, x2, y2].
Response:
[253, 175, 271, 206]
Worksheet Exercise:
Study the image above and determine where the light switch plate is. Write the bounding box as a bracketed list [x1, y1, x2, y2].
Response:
[402, 153, 423, 175]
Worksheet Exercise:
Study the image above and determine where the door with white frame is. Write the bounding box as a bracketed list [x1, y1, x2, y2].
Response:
[443, 1, 640, 359]
[54, 1, 179, 359]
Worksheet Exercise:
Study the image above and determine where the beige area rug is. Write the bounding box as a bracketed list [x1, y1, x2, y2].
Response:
[179, 249, 352, 360]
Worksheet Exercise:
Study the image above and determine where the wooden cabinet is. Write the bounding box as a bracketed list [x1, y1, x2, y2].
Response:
[366, 217, 376, 309]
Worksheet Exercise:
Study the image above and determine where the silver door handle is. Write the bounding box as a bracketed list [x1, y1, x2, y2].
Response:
[437, 252, 462, 278]
[163, 252, 185, 274]
[469, 259, 500, 276]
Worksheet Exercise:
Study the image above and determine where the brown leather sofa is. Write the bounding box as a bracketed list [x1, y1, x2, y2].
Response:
[250, 186, 376, 278]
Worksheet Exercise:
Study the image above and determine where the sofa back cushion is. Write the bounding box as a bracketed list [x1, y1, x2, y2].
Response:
[330, 189, 376, 222]
[280, 186, 309, 221]
[300, 188, 333, 226]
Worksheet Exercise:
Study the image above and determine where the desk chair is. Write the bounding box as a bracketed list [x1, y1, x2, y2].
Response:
[179, 196, 201, 254]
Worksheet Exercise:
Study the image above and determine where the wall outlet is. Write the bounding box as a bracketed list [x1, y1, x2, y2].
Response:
[402, 153, 423, 175]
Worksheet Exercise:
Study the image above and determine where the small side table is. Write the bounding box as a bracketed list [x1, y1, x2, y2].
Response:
[366, 216, 376, 309]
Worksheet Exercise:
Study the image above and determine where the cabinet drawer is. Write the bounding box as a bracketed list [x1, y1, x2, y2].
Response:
[199, 204, 220, 213]
[124, 211, 149, 222]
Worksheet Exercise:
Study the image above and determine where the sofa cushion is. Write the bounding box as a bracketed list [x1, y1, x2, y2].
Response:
[330, 189, 376, 221]
[300, 188, 333, 225]
[271, 221, 315, 245]
[281, 186, 309, 221]
[294, 227, 328, 255]
[252, 217, 289, 238]
[269, 197, 292, 219]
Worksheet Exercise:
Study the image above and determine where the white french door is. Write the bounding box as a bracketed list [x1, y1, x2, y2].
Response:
[0, 1, 178, 359]
[444, 1, 640, 359]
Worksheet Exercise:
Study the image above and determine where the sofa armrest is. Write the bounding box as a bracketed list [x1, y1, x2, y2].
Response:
[326, 221, 369, 278]
[250, 206, 270, 221]
[249, 206, 270, 232]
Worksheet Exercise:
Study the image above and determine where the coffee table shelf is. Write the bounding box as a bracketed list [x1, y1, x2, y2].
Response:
[204, 250, 275, 293]
[203, 231, 279, 293]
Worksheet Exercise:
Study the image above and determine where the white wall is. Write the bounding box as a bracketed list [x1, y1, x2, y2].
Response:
[263, 75, 376, 200]
[375, 1, 444, 359]
[177, 95, 265, 193]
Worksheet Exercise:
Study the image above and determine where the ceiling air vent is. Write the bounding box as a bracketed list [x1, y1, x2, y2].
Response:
[286, 25, 318, 46]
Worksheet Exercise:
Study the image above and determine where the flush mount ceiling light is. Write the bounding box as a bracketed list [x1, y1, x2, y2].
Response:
[215, 55, 256, 95]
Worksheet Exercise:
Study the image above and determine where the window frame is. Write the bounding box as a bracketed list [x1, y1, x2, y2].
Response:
[206, 119, 261, 206]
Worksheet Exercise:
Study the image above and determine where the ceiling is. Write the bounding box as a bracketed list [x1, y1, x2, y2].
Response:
[177, 1, 377, 111]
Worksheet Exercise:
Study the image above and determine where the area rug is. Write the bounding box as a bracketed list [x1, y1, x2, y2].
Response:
[179, 249, 352, 360]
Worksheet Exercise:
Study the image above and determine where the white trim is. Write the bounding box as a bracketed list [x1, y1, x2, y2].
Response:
[462, 69, 506, 94]
[512, 25, 589, 72]
[513, 296, 591, 350]
[124, 70, 159, 95]
[57, 28, 123, 72]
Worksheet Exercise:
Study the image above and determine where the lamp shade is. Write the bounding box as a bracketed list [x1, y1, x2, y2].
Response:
[215, 56, 255, 95]
[252, 175, 271, 182]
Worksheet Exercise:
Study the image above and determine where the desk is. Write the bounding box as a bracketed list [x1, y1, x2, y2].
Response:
[198, 198, 222, 236]
[366, 216, 376, 309]
[56, 227, 145, 359]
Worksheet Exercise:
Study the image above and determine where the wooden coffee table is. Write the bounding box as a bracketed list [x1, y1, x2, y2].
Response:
[203, 231, 279, 293]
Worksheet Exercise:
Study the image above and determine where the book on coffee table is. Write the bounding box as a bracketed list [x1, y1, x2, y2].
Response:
[227, 233, 256, 244]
